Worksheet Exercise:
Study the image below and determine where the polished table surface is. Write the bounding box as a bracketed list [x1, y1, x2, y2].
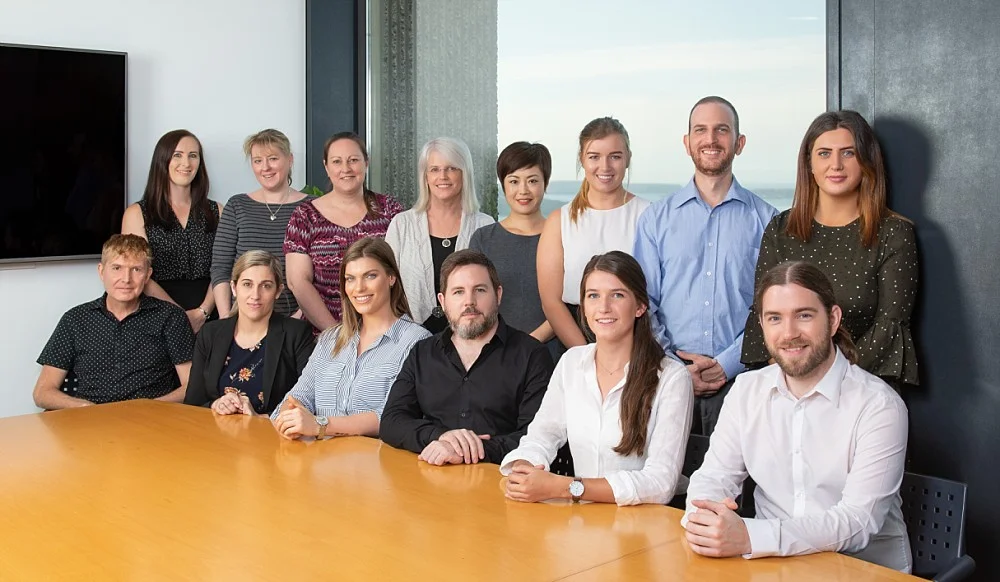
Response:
[0, 400, 918, 581]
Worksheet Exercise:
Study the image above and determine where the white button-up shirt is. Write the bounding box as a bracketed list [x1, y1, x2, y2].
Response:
[500, 344, 693, 506]
[683, 348, 911, 572]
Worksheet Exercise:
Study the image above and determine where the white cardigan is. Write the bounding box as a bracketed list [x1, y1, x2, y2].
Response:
[385, 208, 495, 324]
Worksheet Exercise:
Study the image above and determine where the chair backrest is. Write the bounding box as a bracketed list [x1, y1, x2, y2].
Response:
[900, 471, 968, 577]
[550, 443, 575, 477]
[682, 434, 710, 477]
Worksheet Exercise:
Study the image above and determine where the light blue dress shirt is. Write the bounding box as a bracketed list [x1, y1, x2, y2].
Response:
[632, 177, 777, 380]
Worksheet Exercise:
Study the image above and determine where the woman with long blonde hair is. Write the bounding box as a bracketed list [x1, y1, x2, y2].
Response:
[537, 117, 651, 349]
[271, 237, 431, 439]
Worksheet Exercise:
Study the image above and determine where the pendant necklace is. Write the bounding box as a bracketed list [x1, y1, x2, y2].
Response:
[263, 190, 290, 221]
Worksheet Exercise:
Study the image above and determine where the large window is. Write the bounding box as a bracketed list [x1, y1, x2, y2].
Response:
[369, 0, 826, 216]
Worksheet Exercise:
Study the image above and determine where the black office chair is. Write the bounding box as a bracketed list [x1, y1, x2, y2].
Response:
[550, 444, 575, 477]
[682, 433, 710, 477]
[900, 472, 975, 581]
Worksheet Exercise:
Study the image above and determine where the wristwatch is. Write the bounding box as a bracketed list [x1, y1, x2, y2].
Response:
[315, 415, 329, 439]
[569, 477, 585, 503]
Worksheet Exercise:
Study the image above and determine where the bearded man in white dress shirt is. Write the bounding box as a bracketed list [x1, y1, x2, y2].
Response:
[682, 260, 911, 573]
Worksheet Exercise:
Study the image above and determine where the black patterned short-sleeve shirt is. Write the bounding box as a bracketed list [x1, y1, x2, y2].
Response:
[37, 294, 196, 403]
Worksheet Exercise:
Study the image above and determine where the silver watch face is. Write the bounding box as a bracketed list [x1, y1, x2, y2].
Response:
[569, 480, 585, 497]
[315, 415, 329, 427]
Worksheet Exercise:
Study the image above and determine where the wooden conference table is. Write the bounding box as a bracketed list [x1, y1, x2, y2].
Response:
[0, 400, 918, 581]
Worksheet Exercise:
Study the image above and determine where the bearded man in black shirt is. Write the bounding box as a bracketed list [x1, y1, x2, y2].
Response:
[380, 250, 553, 465]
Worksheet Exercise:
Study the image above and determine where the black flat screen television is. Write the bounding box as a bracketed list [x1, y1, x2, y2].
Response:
[0, 43, 127, 263]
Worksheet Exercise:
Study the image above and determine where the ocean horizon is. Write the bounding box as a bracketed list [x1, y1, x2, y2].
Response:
[497, 180, 793, 219]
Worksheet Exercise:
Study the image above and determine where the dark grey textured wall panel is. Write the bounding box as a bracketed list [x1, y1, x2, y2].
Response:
[306, 0, 362, 190]
[838, 0, 875, 119]
[840, 1, 1000, 579]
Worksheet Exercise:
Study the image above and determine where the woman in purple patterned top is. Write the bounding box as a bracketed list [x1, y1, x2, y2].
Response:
[284, 132, 403, 334]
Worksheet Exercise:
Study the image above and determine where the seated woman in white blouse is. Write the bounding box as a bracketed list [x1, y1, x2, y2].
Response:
[500, 251, 693, 506]
[271, 237, 430, 439]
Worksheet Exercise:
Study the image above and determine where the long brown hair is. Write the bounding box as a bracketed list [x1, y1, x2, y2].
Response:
[324, 131, 381, 217]
[568, 117, 631, 224]
[579, 251, 665, 457]
[787, 110, 900, 247]
[331, 237, 412, 354]
[141, 129, 216, 232]
[752, 260, 859, 364]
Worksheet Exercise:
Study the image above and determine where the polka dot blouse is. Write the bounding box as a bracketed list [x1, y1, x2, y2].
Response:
[741, 211, 920, 385]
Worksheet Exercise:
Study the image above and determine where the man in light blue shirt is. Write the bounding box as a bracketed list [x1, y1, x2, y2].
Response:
[633, 96, 777, 435]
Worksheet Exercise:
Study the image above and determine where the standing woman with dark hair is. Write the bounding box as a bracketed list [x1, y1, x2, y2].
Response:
[122, 129, 222, 333]
[537, 117, 651, 349]
[469, 141, 557, 353]
[284, 132, 404, 334]
[210, 129, 309, 318]
[501, 251, 692, 506]
[741, 111, 919, 387]
[271, 237, 431, 440]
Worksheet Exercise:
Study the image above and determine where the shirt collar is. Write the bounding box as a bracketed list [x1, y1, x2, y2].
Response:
[772, 347, 848, 406]
[672, 176, 750, 210]
[89, 293, 155, 314]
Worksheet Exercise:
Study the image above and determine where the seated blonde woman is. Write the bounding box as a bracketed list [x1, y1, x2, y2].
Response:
[184, 250, 314, 415]
[271, 237, 430, 439]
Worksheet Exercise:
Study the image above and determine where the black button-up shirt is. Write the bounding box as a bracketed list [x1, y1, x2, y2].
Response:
[37, 294, 195, 403]
[380, 318, 554, 463]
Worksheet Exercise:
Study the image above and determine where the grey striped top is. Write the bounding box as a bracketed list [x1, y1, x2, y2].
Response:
[270, 316, 431, 421]
[210, 193, 308, 316]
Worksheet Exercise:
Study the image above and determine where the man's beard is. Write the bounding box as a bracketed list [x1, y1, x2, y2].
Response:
[692, 143, 735, 177]
[769, 333, 834, 378]
[448, 306, 498, 340]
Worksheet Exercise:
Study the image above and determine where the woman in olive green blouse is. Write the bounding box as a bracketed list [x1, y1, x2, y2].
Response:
[741, 110, 919, 386]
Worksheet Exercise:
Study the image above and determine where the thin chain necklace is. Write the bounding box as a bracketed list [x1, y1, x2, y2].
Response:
[595, 352, 627, 375]
[262, 189, 290, 221]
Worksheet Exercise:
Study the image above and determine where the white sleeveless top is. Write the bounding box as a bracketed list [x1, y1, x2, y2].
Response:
[560, 196, 651, 304]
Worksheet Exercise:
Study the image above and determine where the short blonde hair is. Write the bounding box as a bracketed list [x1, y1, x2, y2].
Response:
[414, 137, 479, 214]
[101, 234, 152, 267]
[243, 129, 294, 186]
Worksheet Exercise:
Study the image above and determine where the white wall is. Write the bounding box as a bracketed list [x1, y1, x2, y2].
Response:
[0, 0, 306, 417]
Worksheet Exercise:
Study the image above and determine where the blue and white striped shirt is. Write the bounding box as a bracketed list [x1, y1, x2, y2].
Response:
[271, 316, 430, 421]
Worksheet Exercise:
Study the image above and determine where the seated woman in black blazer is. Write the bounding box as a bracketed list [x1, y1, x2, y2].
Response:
[184, 250, 315, 415]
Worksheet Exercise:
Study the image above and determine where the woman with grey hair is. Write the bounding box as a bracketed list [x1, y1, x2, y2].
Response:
[385, 137, 494, 333]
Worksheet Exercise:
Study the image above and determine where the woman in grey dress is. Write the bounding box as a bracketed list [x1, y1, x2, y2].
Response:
[469, 141, 559, 357]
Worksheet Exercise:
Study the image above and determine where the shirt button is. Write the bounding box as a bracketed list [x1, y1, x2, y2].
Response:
[460, 412, 468, 418]
[794, 449, 801, 455]
[463, 376, 469, 382]
[704, 301, 710, 306]
[708, 242, 714, 247]
[704, 331, 709, 336]
[796, 491, 804, 498]
[706, 271, 712, 277]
